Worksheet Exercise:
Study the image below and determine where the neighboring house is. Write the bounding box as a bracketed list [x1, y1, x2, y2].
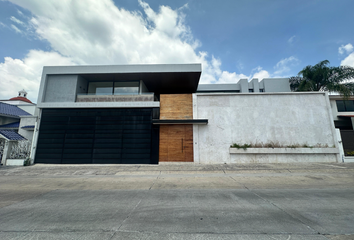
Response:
[197, 78, 290, 93]
[0, 91, 37, 165]
[329, 95, 354, 157]
[30, 64, 340, 165]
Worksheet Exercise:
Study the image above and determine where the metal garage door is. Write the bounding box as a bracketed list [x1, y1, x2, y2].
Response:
[35, 108, 159, 164]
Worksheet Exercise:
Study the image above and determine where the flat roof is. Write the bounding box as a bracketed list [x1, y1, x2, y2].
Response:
[43, 64, 202, 94]
[197, 83, 241, 92]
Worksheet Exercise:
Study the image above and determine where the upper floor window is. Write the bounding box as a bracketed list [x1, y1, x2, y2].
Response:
[248, 89, 254, 92]
[87, 81, 140, 95]
[114, 81, 139, 95]
[337, 100, 354, 112]
[259, 89, 264, 92]
[88, 82, 113, 95]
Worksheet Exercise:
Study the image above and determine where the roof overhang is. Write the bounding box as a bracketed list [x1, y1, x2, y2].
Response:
[152, 119, 208, 125]
[0, 113, 20, 119]
[329, 95, 354, 100]
[0, 130, 26, 141]
[43, 64, 202, 94]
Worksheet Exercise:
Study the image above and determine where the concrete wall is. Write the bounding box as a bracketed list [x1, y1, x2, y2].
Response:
[17, 105, 36, 115]
[140, 81, 149, 93]
[193, 92, 338, 164]
[263, 78, 290, 92]
[197, 78, 290, 93]
[43, 75, 78, 102]
[18, 116, 36, 141]
[248, 79, 260, 92]
[76, 76, 88, 96]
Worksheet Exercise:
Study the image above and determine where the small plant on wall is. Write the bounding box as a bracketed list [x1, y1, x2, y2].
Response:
[230, 143, 251, 150]
[345, 150, 354, 156]
[230, 142, 333, 149]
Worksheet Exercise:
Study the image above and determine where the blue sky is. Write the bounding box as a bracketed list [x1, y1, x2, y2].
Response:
[0, 0, 353, 102]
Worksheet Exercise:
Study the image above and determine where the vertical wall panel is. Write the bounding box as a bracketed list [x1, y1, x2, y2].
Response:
[160, 94, 193, 120]
[159, 125, 193, 162]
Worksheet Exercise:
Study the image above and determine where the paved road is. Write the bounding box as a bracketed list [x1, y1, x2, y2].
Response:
[0, 162, 353, 240]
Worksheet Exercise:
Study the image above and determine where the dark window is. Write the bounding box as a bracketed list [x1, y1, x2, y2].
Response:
[88, 82, 113, 95]
[114, 81, 139, 95]
[259, 89, 264, 92]
[337, 100, 354, 112]
[87, 81, 140, 95]
[248, 89, 254, 92]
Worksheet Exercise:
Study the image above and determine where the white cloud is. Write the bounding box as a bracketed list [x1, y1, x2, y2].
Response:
[10, 16, 25, 26]
[339, 43, 353, 55]
[341, 52, 354, 68]
[10, 24, 22, 33]
[0, 50, 75, 102]
[17, 9, 24, 17]
[1, 0, 287, 101]
[252, 70, 270, 80]
[288, 35, 296, 44]
[273, 56, 300, 76]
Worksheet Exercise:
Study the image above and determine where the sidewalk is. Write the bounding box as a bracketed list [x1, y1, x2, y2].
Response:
[1, 162, 353, 176]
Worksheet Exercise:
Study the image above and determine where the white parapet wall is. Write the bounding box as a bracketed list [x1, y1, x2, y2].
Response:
[193, 92, 340, 164]
[6, 159, 24, 166]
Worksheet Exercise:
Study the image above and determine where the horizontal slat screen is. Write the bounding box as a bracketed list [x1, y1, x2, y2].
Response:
[35, 108, 158, 164]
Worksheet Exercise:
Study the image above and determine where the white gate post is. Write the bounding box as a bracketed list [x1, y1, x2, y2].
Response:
[335, 128, 345, 163]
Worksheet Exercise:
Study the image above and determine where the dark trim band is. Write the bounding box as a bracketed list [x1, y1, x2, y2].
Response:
[152, 119, 208, 125]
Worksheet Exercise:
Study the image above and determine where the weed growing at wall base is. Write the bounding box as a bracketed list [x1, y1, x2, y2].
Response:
[230, 142, 333, 149]
[230, 143, 252, 150]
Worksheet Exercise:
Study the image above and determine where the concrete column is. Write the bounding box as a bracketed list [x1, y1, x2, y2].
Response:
[335, 128, 345, 162]
[1, 141, 15, 165]
[350, 117, 354, 130]
[238, 79, 248, 93]
[192, 94, 199, 164]
[30, 108, 42, 164]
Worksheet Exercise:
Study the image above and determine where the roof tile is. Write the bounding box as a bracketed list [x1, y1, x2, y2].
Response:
[0, 130, 26, 141]
[0, 102, 31, 117]
[0, 122, 20, 129]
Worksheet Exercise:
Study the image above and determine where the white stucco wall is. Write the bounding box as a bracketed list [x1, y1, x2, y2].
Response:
[17, 105, 37, 115]
[193, 92, 339, 164]
[18, 116, 36, 141]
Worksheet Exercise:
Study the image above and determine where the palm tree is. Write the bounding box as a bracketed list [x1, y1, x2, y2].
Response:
[289, 60, 354, 98]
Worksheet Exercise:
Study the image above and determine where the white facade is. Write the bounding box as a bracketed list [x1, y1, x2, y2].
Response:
[193, 92, 339, 164]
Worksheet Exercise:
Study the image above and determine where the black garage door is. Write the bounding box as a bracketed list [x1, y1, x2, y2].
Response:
[35, 108, 159, 164]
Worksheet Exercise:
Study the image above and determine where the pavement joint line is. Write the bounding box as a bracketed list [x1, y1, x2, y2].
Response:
[148, 170, 161, 190]
[318, 164, 347, 169]
[108, 231, 117, 240]
[116, 198, 142, 232]
[0, 230, 339, 235]
[242, 187, 322, 236]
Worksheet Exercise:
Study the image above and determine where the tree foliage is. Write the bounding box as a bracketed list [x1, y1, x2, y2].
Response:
[289, 60, 354, 98]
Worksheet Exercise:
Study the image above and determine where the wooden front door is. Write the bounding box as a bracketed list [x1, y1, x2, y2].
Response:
[159, 125, 193, 162]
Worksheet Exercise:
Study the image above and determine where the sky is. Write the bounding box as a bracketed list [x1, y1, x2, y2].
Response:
[0, 0, 353, 103]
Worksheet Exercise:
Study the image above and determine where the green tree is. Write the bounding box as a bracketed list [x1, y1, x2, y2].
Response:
[289, 60, 354, 98]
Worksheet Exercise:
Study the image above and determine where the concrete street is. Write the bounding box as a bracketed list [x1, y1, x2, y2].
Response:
[0, 162, 353, 240]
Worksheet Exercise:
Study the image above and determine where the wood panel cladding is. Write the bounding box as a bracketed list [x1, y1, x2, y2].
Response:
[159, 125, 193, 162]
[160, 94, 193, 120]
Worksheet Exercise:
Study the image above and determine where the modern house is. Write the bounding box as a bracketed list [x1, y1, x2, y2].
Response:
[30, 64, 340, 165]
[0, 91, 37, 165]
